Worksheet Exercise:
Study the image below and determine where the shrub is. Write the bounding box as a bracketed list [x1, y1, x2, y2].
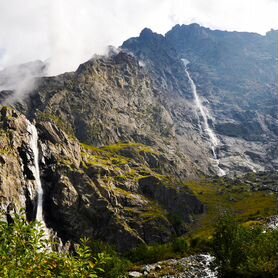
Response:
[212, 212, 278, 278]
[172, 237, 189, 254]
[127, 243, 173, 264]
[89, 241, 131, 278]
[0, 210, 109, 277]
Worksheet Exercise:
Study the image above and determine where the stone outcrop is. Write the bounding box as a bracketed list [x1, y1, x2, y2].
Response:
[12, 51, 211, 178]
[123, 25, 278, 174]
[38, 120, 203, 251]
[0, 106, 203, 251]
[0, 106, 38, 221]
[0, 23, 277, 252]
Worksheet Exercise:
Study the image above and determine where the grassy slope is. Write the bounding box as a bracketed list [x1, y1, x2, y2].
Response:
[185, 178, 277, 240]
[80, 141, 277, 242]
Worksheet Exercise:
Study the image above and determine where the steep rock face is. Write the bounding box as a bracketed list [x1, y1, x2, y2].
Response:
[1, 25, 277, 176]
[37, 120, 203, 251]
[123, 25, 278, 173]
[15, 51, 208, 177]
[0, 24, 277, 253]
[0, 106, 39, 221]
[0, 107, 203, 251]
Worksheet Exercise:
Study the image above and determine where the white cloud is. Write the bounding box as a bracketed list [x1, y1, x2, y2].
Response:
[0, 0, 277, 75]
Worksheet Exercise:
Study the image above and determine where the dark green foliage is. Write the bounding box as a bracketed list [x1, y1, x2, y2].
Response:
[127, 244, 174, 264]
[127, 237, 191, 264]
[0, 210, 109, 277]
[212, 212, 278, 278]
[172, 237, 189, 254]
[188, 236, 212, 251]
[212, 213, 246, 277]
[88, 241, 131, 278]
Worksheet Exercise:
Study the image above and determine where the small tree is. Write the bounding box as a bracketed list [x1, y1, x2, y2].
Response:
[212, 212, 246, 277]
[212, 212, 278, 278]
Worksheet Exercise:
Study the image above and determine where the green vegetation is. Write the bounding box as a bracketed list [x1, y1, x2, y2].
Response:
[185, 179, 277, 240]
[127, 237, 190, 264]
[127, 213, 278, 277]
[81, 143, 130, 169]
[81, 142, 161, 182]
[125, 176, 278, 272]
[0, 210, 109, 278]
[212, 213, 278, 277]
[88, 241, 131, 278]
[102, 142, 157, 155]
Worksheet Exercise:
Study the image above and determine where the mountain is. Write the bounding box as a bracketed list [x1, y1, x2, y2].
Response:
[0, 24, 277, 252]
[0, 106, 203, 251]
[122, 24, 278, 173]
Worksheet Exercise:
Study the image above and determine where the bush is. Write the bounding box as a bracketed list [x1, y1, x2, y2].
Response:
[172, 237, 189, 254]
[212, 212, 278, 278]
[0, 210, 109, 277]
[89, 241, 131, 278]
[127, 243, 173, 264]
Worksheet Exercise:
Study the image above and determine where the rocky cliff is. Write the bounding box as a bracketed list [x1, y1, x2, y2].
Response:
[123, 24, 278, 174]
[13, 52, 208, 178]
[0, 23, 277, 252]
[0, 106, 203, 251]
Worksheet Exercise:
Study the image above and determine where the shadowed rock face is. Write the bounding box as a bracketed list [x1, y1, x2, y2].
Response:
[123, 24, 278, 173]
[14, 51, 208, 178]
[1, 24, 277, 176]
[0, 24, 277, 251]
[0, 107, 203, 251]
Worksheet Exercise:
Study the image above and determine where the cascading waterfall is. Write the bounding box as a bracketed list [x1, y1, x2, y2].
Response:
[26, 121, 46, 226]
[181, 59, 226, 176]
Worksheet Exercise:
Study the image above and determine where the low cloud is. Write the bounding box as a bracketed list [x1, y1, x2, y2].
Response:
[0, 60, 47, 104]
[0, 0, 277, 82]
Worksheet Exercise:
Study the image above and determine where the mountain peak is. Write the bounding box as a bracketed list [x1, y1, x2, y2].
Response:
[140, 27, 154, 37]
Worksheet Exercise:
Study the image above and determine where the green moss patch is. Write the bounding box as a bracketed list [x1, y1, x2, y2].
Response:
[185, 178, 277, 240]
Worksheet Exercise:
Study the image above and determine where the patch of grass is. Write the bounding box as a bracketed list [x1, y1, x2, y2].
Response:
[140, 203, 169, 223]
[82, 152, 129, 171]
[127, 236, 191, 264]
[102, 142, 157, 154]
[112, 187, 138, 199]
[185, 179, 277, 240]
[81, 143, 105, 153]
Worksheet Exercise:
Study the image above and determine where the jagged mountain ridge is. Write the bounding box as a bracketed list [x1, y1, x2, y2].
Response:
[122, 24, 278, 173]
[0, 23, 277, 252]
[2, 24, 277, 175]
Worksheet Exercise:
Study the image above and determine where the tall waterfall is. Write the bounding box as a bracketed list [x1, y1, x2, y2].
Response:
[26, 121, 44, 223]
[181, 59, 226, 176]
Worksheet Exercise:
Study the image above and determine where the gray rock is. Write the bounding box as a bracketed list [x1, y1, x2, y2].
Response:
[128, 271, 143, 277]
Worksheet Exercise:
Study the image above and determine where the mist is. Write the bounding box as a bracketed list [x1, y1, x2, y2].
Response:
[0, 0, 277, 101]
[0, 60, 47, 104]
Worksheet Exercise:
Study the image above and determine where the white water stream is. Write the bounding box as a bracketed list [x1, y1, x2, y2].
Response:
[26, 121, 46, 226]
[182, 59, 226, 176]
